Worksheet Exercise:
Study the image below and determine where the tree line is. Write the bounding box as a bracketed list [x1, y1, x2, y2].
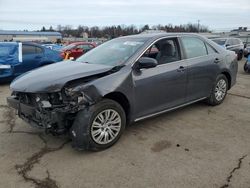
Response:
[41, 23, 210, 38]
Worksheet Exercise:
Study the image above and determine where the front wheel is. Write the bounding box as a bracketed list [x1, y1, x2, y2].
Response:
[70, 99, 126, 151]
[206, 74, 228, 106]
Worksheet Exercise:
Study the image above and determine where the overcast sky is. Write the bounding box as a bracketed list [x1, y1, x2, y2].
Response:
[0, 0, 249, 31]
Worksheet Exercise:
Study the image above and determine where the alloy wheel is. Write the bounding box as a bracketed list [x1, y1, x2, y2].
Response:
[91, 109, 122, 145]
[214, 79, 227, 101]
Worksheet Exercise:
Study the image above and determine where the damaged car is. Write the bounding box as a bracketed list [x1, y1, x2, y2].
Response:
[7, 33, 238, 151]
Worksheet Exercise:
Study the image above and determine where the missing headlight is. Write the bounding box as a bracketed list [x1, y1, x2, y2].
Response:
[49, 93, 63, 105]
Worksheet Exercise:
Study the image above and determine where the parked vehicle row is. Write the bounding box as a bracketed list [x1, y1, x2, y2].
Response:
[0, 41, 98, 82]
[0, 42, 63, 82]
[212, 38, 244, 60]
[7, 33, 238, 151]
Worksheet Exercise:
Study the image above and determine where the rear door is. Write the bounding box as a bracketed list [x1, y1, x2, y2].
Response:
[180, 36, 220, 101]
[14, 44, 44, 76]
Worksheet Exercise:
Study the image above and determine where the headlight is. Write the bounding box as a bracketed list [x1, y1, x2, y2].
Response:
[64, 87, 89, 104]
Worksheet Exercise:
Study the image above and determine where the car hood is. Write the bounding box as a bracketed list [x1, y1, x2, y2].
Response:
[10, 61, 114, 93]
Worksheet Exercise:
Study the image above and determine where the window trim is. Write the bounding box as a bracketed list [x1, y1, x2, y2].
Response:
[205, 42, 218, 54]
[132, 36, 183, 68]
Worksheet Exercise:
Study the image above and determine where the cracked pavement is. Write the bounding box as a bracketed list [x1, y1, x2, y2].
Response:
[0, 59, 250, 188]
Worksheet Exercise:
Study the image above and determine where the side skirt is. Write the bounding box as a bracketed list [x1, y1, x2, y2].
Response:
[134, 97, 207, 122]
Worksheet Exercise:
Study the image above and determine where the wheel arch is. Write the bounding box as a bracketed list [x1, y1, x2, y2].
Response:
[104, 92, 130, 123]
[221, 71, 232, 89]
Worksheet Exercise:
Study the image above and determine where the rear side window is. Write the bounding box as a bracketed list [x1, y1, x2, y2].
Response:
[22, 45, 43, 55]
[226, 39, 233, 46]
[182, 37, 207, 58]
[77, 44, 94, 52]
[233, 39, 242, 45]
[22, 45, 36, 55]
[231, 39, 238, 45]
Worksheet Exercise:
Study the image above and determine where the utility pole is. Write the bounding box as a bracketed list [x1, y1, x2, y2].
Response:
[197, 20, 200, 33]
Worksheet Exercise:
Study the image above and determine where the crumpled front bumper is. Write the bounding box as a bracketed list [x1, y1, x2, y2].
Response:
[7, 96, 67, 130]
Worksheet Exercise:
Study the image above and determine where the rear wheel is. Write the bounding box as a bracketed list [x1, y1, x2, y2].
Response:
[206, 74, 228, 106]
[237, 51, 243, 61]
[70, 99, 126, 151]
[244, 62, 250, 73]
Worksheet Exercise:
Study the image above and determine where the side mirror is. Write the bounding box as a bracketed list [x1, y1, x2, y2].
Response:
[136, 57, 158, 69]
[225, 44, 230, 47]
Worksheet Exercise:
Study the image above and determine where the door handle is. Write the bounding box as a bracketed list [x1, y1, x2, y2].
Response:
[214, 58, 220, 63]
[177, 66, 185, 72]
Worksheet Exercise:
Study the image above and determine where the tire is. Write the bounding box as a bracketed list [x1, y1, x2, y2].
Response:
[244, 62, 250, 73]
[206, 74, 228, 106]
[237, 51, 243, 61]
[70, 99, 126, 151]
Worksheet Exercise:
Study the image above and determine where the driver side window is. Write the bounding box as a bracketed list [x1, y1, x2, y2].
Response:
[142, 38, 181, 65]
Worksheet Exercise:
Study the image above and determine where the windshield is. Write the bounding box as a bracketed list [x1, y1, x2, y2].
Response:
[212, 39, 226, 45]
[77, 37, 147, 66]
[61, 44, 76, 51]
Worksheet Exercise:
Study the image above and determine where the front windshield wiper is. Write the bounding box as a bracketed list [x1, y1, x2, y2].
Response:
[110, 65, 125, 72]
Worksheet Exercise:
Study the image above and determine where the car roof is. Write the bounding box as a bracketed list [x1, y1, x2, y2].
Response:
[119, 32, 206, 40]
[212, 38, 239, 40]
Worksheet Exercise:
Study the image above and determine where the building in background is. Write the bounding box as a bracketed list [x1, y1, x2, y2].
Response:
[0, 31, 62, 42]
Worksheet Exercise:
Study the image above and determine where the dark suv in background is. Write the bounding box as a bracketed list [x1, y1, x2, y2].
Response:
[212, 38, 244, 60]
[7, 33, 238, 151]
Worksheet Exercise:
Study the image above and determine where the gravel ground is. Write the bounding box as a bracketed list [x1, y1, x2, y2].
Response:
[0, 59, 249, 188]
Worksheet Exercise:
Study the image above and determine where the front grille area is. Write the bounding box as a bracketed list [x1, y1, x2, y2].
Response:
[14, 92, 64, 108]
[16, 92, 38, 106]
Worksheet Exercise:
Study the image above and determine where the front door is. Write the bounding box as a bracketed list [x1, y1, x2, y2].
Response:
[133, 38, 187, 119]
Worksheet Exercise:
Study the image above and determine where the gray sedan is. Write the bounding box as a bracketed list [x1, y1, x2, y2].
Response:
[7, 33, 238, 150]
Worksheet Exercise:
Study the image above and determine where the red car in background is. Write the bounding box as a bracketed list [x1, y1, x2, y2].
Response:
[60, 42, 96, 60]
